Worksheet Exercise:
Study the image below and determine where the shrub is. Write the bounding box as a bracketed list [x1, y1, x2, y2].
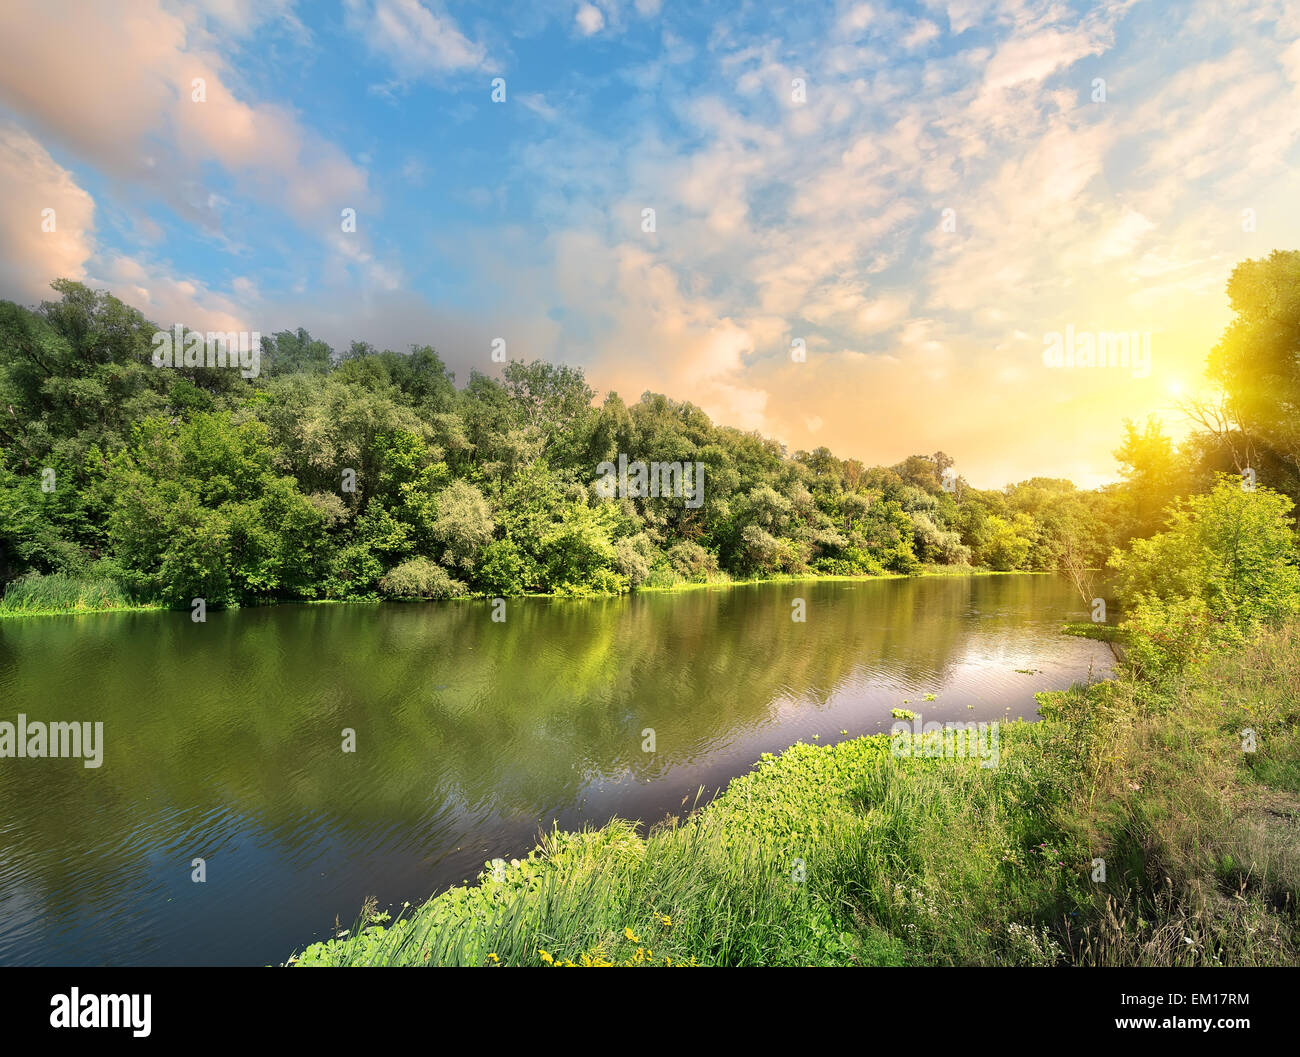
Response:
[665, 540, 717, 581]
[474, 539, 535, 596]
[613, 536, 654, 587]
[379, 557, 467, 600]
[1110, 477, 1300, 672]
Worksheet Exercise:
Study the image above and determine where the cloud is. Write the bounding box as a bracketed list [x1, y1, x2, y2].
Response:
[0, 124, 95, 302]
[0, 0, 371, 233]
[519, 93, 562, 121]
[91, 254, 251, 334]
[903, 19, 942, 49]
[3, 0, 1300, 490]
[485, 0, 1300, 486]
[576, 3, 605, 36]
[0, 125, 262, 341]
[344, 0, 493, 79]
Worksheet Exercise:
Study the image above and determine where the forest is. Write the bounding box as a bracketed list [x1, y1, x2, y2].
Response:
[2, 251, 1298, 617]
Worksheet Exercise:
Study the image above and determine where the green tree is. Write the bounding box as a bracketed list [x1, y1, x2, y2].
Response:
[1111, 477, 1300, 672]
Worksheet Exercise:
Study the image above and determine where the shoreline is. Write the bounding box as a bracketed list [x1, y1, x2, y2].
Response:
[287, 617, 1297, 967]
[0, 566, 1059, 621]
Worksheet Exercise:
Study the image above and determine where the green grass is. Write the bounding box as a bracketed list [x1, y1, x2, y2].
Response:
[287, 725, 1087, 967]
[631, 565, 1040, 594]
[288, 618, 1300, 968]
[0, 565, 1046, 620]
[0, 572, 155, 617]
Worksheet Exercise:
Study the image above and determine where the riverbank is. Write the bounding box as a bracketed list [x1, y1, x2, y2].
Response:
[0, 565, 1054, 620]
[0, 573, 164, 619]
[0, 601, 164, 619]
[288, 619, 1299, 967]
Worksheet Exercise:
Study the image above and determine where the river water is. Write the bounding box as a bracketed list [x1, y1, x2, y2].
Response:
[0, 574, 1112, 965]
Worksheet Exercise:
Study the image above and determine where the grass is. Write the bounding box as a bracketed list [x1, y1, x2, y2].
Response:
[0, 572, 157, 617]
[1046, 622, 1300, 965]
[287, 617, 1300, 968]
[628, 565, 1041, 594]
[0, 565, 1043, 620]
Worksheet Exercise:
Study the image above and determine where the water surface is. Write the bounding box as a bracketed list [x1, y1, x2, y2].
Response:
[0, 575, 1111, 965]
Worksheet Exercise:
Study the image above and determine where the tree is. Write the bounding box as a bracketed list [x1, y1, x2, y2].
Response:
[1204, 250, 1300, 502]
[431, 480, 494, 573]
[264, 328, 333, 376]
[1113, 418, 1183, 542]
[1111, 477, 1300, 672]
[978, 513, 1037, 571]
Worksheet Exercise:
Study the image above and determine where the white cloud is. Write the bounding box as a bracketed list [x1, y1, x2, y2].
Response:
[576, 3, 605, 36]
[344, 0, 492, 78]
[0, 0, 372, 233]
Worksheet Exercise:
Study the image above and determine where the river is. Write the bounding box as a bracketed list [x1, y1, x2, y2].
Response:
[0, 574, 1112, 965]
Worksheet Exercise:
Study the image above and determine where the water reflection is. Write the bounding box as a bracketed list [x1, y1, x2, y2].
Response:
[0, 575, 1111, 965]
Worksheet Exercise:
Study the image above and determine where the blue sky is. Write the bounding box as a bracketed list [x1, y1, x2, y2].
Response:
[2, 0, 1299, 486]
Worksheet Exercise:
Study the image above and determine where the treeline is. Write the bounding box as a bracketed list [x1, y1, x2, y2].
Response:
[1, 252, 1296, 610]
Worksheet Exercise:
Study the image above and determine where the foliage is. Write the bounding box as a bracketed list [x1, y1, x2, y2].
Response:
[1110, 477, 1300, 673]
[0, 280, 1162, 609]
[378, 557, 467, 600]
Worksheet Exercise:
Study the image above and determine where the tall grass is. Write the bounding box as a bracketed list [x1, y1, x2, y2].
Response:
[0, 571, 137, 614]
[291, 812, 870, 967]
[289, 731, 1073, 967]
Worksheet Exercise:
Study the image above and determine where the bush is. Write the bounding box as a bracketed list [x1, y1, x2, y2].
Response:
[613, 537, 654, 587]
[552, 568, 628, 596]
[1110, 477, 1300, 673]
[911, 512, 971, 566]
[812, 556, 885, 576]
[665, 540, 717, 581]
[474, 539, 536, 596]
[379, 557, 467, 600]
[326, 542, 385, 600]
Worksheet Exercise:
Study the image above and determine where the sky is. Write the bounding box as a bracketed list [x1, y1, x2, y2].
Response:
[1, 0, 1298, 489]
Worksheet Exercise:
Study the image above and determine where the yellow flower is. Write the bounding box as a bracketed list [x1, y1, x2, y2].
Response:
[486, 952, 499, 963]
[623, 927, 640, 944]
[538, 949, 554, 965]
[660, 914, 672, 928]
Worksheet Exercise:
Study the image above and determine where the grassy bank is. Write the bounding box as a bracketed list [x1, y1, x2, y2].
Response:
[632, 565, 1048, 594]
[0, 572, 162, 618]
[0, 565, 1046, 620]
[288, 619, 1298, 967]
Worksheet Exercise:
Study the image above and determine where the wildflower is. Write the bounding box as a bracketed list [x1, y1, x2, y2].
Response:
[660, 914, 672, 928]
[486, 952, 499, 963]
[624, 927, 640, 944]
[538, 949, 554, 965]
